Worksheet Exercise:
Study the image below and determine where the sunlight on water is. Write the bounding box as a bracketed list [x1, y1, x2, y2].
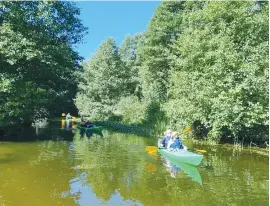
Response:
[0, 120, 268, 206]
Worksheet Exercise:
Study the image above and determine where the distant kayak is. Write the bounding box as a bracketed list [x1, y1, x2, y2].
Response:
[77, 125, 104, 132]
[158, 140, 203, 166]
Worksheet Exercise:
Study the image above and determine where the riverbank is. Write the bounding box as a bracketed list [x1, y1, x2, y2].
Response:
[92, 120, 269, 154]
[1, 119, 269, 156]
[93, 121, 153, 137]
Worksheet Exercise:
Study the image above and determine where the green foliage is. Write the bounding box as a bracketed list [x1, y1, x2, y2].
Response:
[74, 1, 268, 145]
[75, 38, 130, 120]
[0, 1, 86, 126]
[144, 102, 166, 127]
[119, 34, 144, 99]
[137, 1, 185, 103]
[76, 34, 146, 121]
[191, 120, 210, 140]
[116, 96, 147, 124]
[167, 1, 269, 142]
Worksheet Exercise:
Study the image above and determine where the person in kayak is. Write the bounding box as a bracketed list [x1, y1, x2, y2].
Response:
[167, 133, 175, 149]
[161, 129, 172, 148]
[80, 119, 86, 127]
[66, 113, 72, 120]
[85, 120, 94, 128]
[169, 132, 184, 150]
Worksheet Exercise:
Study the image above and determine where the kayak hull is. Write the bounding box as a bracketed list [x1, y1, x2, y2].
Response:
[158, 140, 203, 166]
[77, 125, 104, 132]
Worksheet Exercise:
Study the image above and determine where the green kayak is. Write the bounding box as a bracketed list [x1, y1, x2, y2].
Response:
[158, 140, 203, 166]
[77, 125, 104, 132]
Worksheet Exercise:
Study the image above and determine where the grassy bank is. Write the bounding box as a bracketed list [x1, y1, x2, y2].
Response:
[93, 120, 269, 153]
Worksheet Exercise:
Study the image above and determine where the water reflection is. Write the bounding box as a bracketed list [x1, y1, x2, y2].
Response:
[161, 156, 202, 185]
[78, 128, 103, 139]
[70, 132, 205, 205]
[0, 121, 268, 206]
[79, 129, 93, 138]
[61, 119, 65, 129]
[61, 119, 73, 131]
[32, 119, 49, 135]
[67, 172, 144, 206]
[162, 159, 181, 178]
[60, 119, 103, 138]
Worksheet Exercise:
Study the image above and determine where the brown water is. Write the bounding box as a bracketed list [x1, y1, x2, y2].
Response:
[0, 120, 268, 206]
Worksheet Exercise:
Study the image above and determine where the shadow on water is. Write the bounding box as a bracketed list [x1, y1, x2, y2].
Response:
[0, 118, 152, 142]
[0, 119, 75, 142]
[78, 128, 104, 139]
[93, 121, 153, 137]
[0, 118, 104, 142]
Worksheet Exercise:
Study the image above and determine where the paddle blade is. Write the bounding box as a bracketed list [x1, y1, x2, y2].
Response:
[188, 148, 207, 153]
[148, 150, 158, 155]
[146, 146, 158, 153]
[195, 149, 207, 153]
[183, 126, 192, 134]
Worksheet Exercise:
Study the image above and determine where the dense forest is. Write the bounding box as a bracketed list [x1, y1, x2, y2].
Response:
[0, 1, 269, 146]
[75, 1, 269, 145]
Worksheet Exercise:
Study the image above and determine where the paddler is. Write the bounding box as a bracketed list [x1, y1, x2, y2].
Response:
[169, 132, 187, 150]
[161, 129, 172, 148]
[66, 113, 72, 120]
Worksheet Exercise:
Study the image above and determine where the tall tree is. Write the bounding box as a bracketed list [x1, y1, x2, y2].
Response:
[119, 33, 144, 99]
[75, 38, 129, 119]
[138, 1, 185, 103]
[0, 1, 86, 126]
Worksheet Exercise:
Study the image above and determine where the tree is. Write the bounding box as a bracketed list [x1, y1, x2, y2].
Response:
[0, 1, 86, 126]
[138, 1, 185, 103]
[119, 34, 144, 99]
[167, 1, 269, 142]
[75, 38, 129, 120]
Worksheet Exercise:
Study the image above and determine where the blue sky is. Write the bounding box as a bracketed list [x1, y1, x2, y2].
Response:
[74, 1, 161, 61]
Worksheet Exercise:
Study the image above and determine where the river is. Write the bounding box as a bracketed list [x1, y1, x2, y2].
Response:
[0, 119, 268, 206]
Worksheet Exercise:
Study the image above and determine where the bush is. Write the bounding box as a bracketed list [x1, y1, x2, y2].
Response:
[116, 96, 147, 124]
[192, 120, 209, 140]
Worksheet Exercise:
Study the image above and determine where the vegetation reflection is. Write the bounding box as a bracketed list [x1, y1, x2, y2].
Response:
[71, 130, 268, 206]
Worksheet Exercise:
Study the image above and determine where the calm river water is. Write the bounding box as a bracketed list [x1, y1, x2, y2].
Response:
[0, 120, 268, 206]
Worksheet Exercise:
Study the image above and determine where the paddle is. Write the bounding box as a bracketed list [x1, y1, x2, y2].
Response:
[146, 146, 207, 154]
